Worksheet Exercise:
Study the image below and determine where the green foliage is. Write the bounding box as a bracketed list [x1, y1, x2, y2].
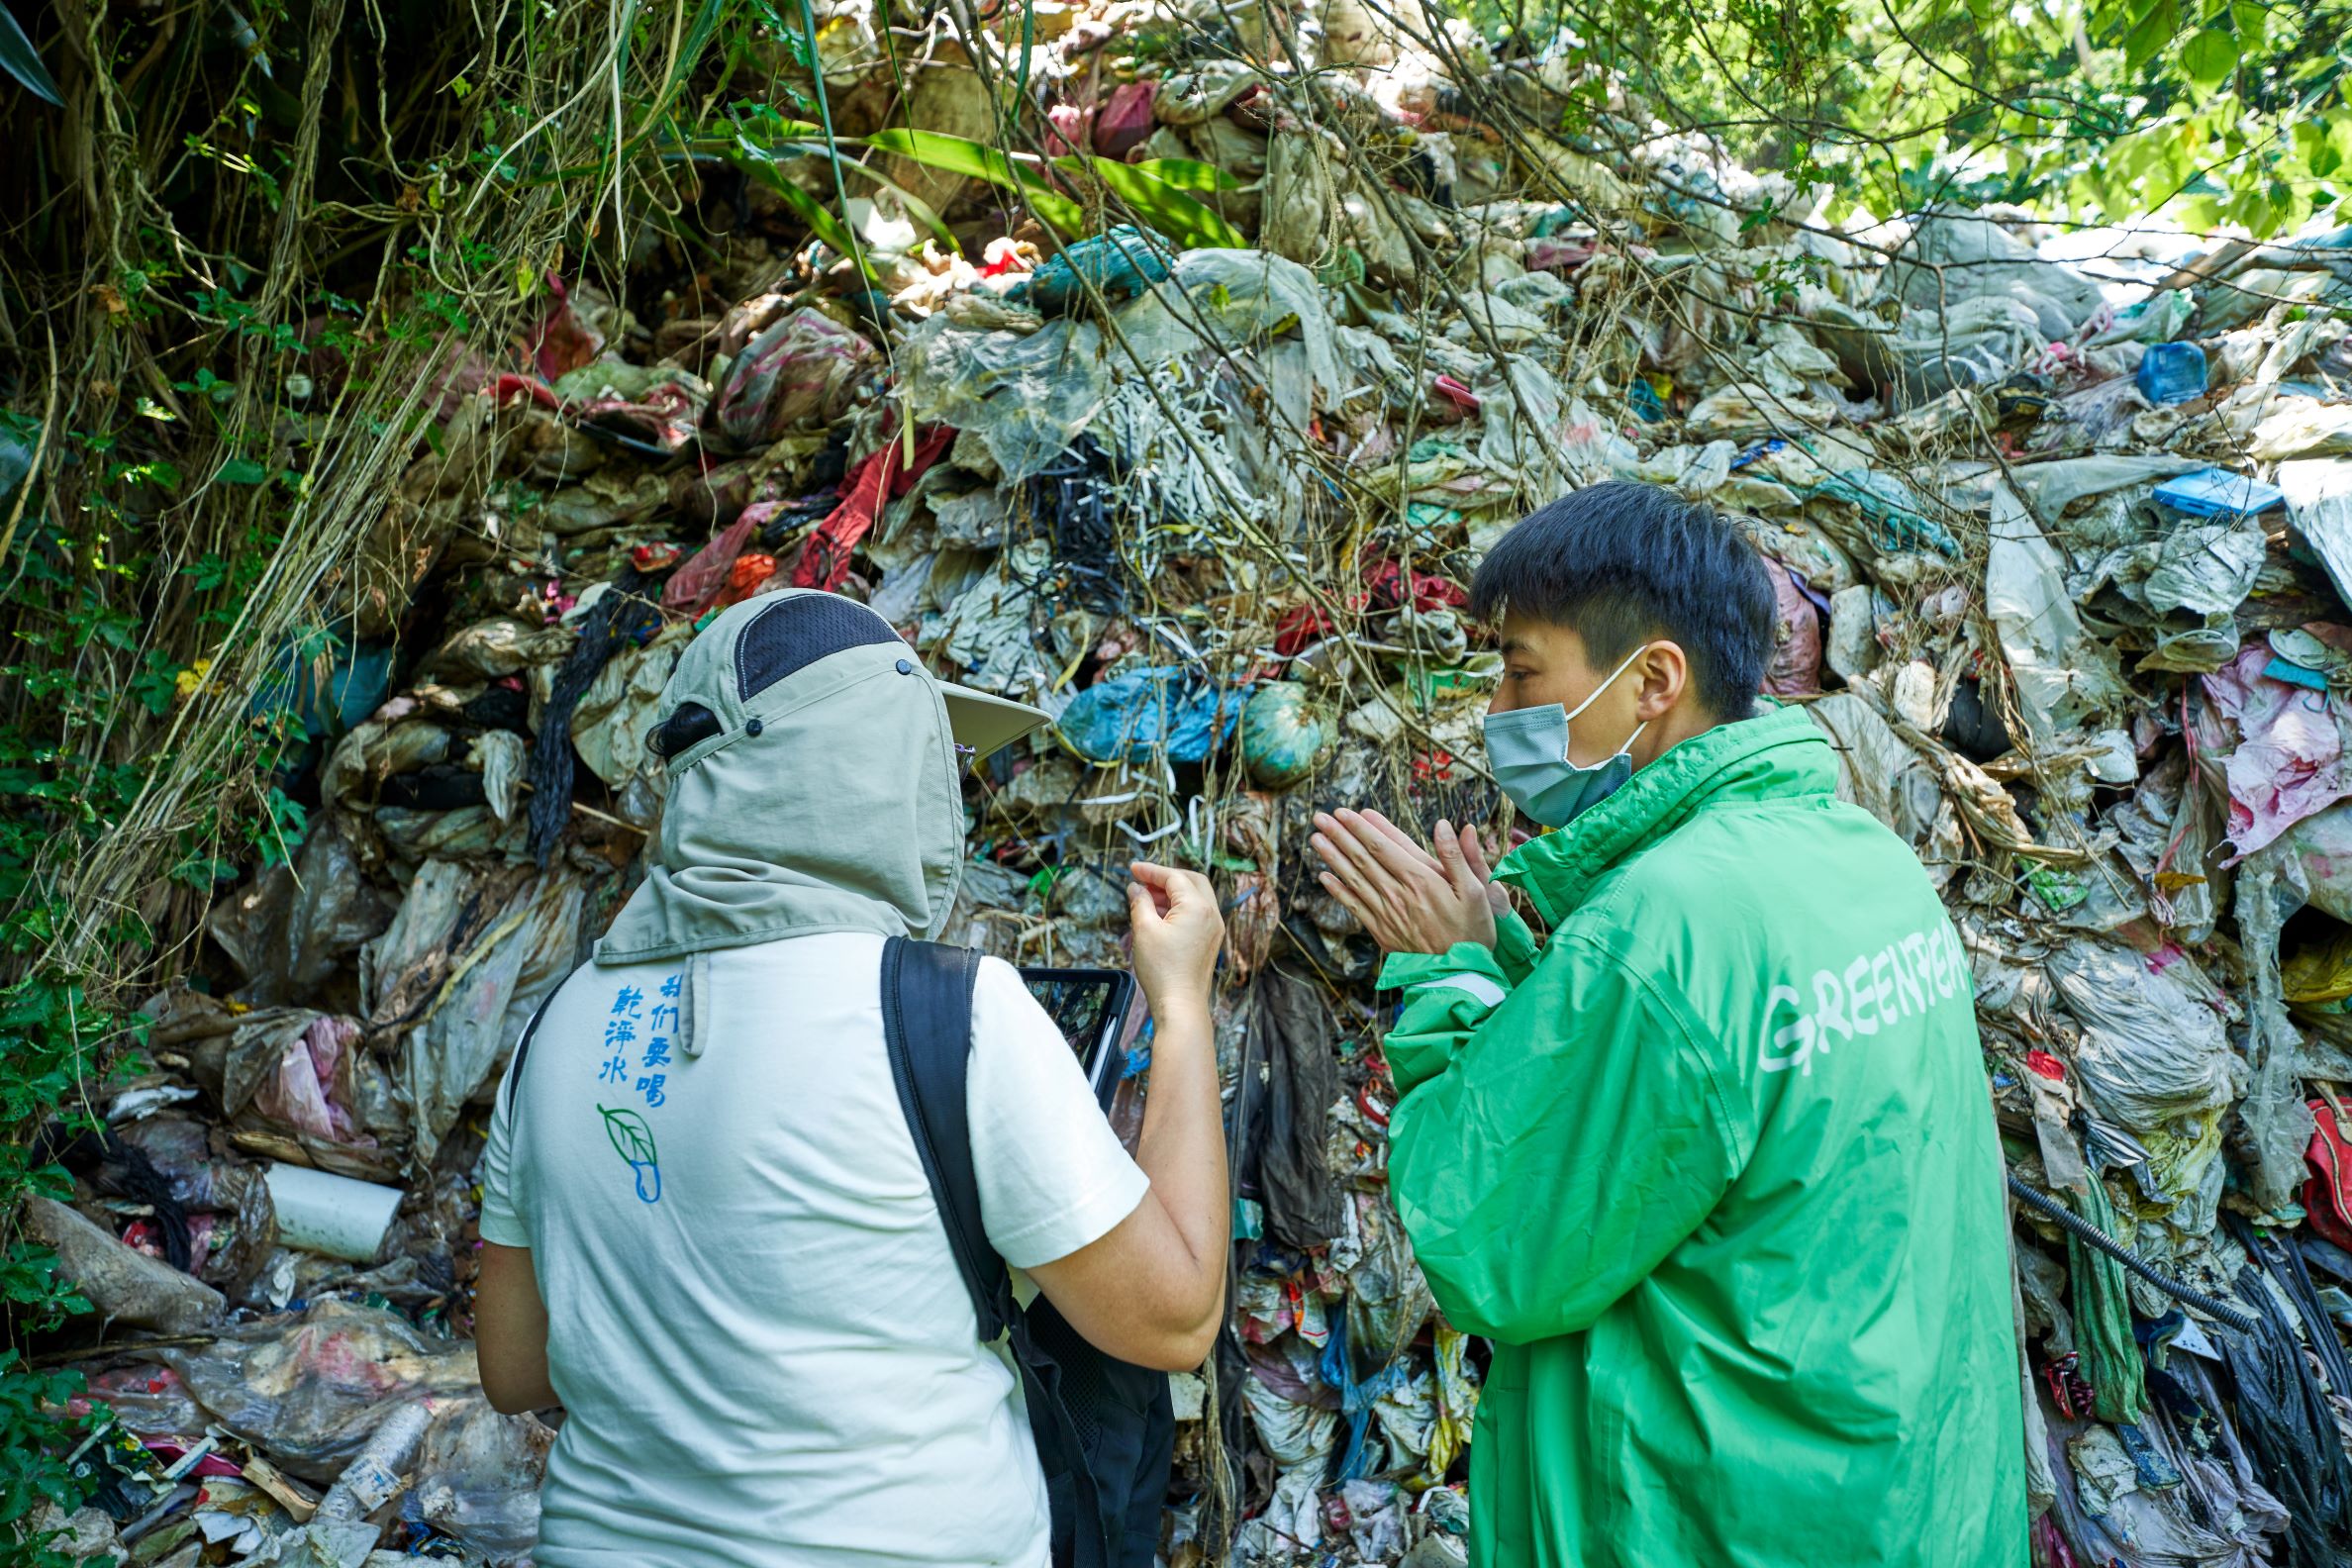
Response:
[0, 979, 125, 1560]
[1481, 0, 2352, 235]
[0, 254, 456, 1568]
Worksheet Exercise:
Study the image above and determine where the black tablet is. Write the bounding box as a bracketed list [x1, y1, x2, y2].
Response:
[1020, 966, 1137, 1112]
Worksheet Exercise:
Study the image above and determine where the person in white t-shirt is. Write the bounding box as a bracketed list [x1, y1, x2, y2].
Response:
[471, 591, 1230, 1568]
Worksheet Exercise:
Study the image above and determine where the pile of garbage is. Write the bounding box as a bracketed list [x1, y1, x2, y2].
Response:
[27, 0, 2352, 1562]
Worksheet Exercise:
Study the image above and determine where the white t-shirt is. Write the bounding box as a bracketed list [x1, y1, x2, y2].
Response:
[478, 931, 1150, 1568]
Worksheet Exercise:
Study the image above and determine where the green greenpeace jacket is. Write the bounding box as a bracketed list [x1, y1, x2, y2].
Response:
[1380, 703, 2023, 1568]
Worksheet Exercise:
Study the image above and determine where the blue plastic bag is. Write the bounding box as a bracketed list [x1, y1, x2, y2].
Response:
[1013, 227, 1173, 317]
[1055, 667, 1246, 764]
[1807, 469, 1960, 557]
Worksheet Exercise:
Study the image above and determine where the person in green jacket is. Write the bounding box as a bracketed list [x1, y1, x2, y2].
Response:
[1310, 481, 2023, 1567]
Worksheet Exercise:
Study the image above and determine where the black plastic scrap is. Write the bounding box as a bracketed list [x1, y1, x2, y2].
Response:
[527, 565, 666, 863]
[2218, 1216, 2352, 1568]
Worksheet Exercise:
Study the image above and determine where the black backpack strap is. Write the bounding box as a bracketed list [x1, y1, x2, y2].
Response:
[881, 936, 1115, 1568]
[880, 935, 1009, 1335]
[498, 993, 558, 1128]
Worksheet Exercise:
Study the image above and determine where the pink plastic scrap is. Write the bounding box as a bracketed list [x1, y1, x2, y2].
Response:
[254, 1015, 371, 1146]
[1093, 82, 1157, 160]
[489, 373, 561, 412]
[526, 274, 607, 381]
[2203, 637, 2352, 862]
[1044, 101, 1094, 159]
[1762, 563, 1822, 697]
[576, 374, 707, 455]
[663, 509, 766, 617]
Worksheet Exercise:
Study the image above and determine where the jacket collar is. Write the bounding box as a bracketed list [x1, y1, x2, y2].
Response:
[1495, 702, 1836, 924]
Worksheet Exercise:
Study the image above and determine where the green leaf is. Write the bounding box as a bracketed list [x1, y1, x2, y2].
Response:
[0, 2, 62, 107]
[2181, 27, 2237, 86]
[2123, 0, 2180, 74]
[215, 458, 268, 485]
[668, 0, 729, 95]
[729, 142, 875, 281]
[1127, 157, 1240, 193]
[864, 128, 1086, 234]
[1058, 156, 1246, 249]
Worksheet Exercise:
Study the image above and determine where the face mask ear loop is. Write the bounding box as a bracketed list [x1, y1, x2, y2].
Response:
[1561, 641, 1654, 725]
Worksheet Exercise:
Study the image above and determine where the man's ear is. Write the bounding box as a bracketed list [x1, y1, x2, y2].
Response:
[1633, 641, 1691, 721]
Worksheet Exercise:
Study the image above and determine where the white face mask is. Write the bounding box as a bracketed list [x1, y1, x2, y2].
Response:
[1479, 643, 1650, 828]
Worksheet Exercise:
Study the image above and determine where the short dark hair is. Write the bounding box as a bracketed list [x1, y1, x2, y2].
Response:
[1469, 481, 1775, 720]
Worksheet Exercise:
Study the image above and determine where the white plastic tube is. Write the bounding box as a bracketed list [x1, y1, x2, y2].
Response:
[264, 1162, 403, 1262]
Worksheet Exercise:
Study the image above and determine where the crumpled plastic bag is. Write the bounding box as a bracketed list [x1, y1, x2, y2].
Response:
[550, 360, 711, 456]
[938, 539, 1056, 698]
[1877, 206, 2107, 339]
[2046, 939, 2236, 1207]
[900, 314, 1113, 484]
[85, 1362, 209, 1435]
[1016, 226, 1174, 316]
[1055, 667, 1248, 764]
[1884, 296, 2044, 409]
[1331, 1191, 1431, 1359]
[1760, 561, 1822, 695]
[1805, 693, 1956, 883]
[1979, 476, 2130, 742]
[400, 1395, 553, 1562]
[2282, 457, 2352, 611]
[2249, 397, 2352, 462]
[1242, 1375, 1338, 1473]
[208, 815, 396, 1004]
[151, 1301, 481, 1483]
[419, 618, 576, 680]
[468, 730, 528, 822]
[2202, 640, 2352, 862]
[319, 718, 455, 813]
[710, 307, 874, 449]
[1103, 247, 1347, 446]
[1339, 1477, 1408, 1558]
[251, 1015, 371, 1149]
[2006, 453, 2206, 523]
[2077, 517, 2267, 673]
[567, 627, 688, 790]
[1239, 1466, 1325, 1554]
[391, 868, 587, 1162]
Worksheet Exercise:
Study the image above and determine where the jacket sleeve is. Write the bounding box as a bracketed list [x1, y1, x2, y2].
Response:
[1374, 911, 1545, 1097]
[1385, 932, 1745, 1344]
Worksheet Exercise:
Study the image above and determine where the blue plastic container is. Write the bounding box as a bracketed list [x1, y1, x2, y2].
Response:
[2152, 466, 2286, 519]
[2136, 341, 2208, 405]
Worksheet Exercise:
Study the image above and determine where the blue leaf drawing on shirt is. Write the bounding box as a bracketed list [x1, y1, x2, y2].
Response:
[598, 1104, 662, 1204]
